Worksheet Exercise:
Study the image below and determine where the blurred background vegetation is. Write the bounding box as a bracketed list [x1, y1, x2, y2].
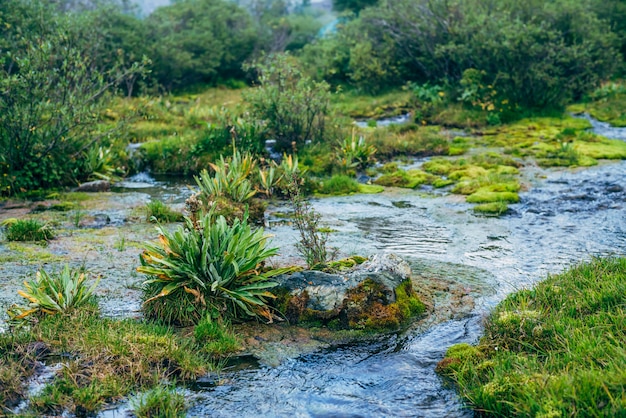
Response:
[1, 0, 625, 194]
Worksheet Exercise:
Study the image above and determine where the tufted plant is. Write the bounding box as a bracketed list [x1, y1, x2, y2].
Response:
[138, 210, 290, 325]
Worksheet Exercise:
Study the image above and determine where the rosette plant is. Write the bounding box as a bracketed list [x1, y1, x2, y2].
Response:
[138, 210, 289, 325]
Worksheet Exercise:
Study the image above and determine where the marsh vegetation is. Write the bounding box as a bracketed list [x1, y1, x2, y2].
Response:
[1, 0, 626, 415]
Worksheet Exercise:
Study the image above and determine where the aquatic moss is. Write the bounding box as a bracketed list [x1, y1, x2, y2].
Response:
[315, 175, 360, 196]
[422, 158, 455, 176]
[466, 190, 519, 204]
[473, 202, 509, 216]
[438, 257, 626, 417]
[374, 169, 432, 189]
[357, 184, 385, 194]
[574, 139, 626, 160]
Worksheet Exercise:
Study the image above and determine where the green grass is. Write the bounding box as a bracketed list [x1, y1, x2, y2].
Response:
[438, 257, 626, 417]
[145, 200, 184, 223]
[3, 218, 54, 242]
[4, 308, 211, 416]
[194, 316, 241, 357]
[331, 89, 412, 119]
[131, 384, 187, 418]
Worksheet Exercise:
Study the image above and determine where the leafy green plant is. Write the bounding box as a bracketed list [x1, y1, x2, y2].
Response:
[338, 131, 377, 172]
[258, 163, 279, 198]
[2, 218, 54, 242]
[7, 265, 100, 321]
[138, 210, 289, 325]
[243, 53, 331, 152]
[145, 200, 183, 223]
[131, 385, 186, 418]
[195, 149, 257, 204]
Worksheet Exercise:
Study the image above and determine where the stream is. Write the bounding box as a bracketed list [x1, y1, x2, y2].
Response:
[3, 117, 625, 417]
[132, 121, 624, 416]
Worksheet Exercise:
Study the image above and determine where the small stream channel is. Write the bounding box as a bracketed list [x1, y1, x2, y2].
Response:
[102, 119, 626, 417]
[4, 116, 623, 416]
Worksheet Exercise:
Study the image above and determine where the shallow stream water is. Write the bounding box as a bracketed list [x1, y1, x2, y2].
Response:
[171, 124, 626, 416]
[4, 119, 624, 417]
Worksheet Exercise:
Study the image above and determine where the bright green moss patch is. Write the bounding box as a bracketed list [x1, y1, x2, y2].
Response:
[574, 139, 626, 160]
[374, 169, 433, 189]
[357, 183, 385, 194]
[473, 202, 509, 215]
[466, 190, 519, 204]
[315, 175, 360, 195]
[438, 257, 626, 417]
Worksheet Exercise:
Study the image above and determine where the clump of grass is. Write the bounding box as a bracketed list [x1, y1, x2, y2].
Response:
[22, 310, 207, 416]
[438, 257, 626, 417]
[369, 125, 449, 159]
[138, 210, 288, 325]
[3, 218, 54, 242]
[145, 200, 183, 223]
[131, 384, 187, 418]
[315, 175, 360, 195]
[194, 316, 240, 357]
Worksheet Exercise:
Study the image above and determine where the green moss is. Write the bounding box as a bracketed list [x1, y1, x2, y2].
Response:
[374, 169, 432, 189]
[466, 190, 519, 204]
[431, 178, 453, 188]
[574, 139, 626, 160]
[422, 158, 455, 175]
[357, 184, 385, 194]
[438, 257, 626, 417]
[473, 202, 509, 216]
[315, 175, 360, 196]
[448, 166, 489, 181]
[394, 280, 426, 320]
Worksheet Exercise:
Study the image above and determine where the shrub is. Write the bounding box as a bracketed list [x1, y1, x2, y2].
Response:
[138, 211, 288, 325]
[7, 265, 100, 322]
[243, 54, 331, 152]
[3, 218, 54, 242]
[284, 170, 334, 268]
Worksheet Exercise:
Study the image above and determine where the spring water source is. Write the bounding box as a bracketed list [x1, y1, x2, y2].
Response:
[108, 121, 626, 417]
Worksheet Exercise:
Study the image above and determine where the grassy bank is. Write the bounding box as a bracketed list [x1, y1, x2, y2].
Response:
[438, 257, 626, 417]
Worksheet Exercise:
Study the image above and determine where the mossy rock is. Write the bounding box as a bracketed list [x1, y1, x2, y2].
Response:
[357, 184, 385, 194]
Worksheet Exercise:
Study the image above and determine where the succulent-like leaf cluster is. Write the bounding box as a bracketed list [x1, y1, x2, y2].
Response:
[8, 265, 100, 321]
[138, 211, 290, 323]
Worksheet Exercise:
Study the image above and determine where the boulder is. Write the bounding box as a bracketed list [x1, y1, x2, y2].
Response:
[275, 253, 424, 330]
[76, 180, 111, 192]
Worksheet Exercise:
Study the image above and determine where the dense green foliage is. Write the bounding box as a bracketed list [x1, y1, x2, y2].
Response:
[7, 265, 99, 322]
[438, 257, 626, 416]
[303, 0, 622, 110]
[3, 218, 54, 242]
[244, 54, 331, 152]
[138, 211, 286, 325]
